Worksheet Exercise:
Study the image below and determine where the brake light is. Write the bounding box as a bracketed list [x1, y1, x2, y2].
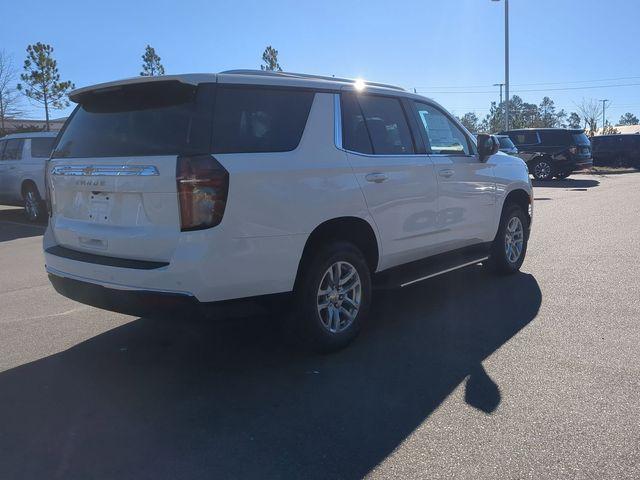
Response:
[176, 154, 229, 231]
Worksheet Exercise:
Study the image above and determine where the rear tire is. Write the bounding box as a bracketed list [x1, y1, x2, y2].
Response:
[531, 158, 554, 180]
[288, 241, 371, 352]
[555, 172, 571, 180]
[486, 203, 529, 275]
[23, 185, 45, 223]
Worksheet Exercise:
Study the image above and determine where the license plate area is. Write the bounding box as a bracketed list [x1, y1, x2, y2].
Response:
[88, 192, 113, 223]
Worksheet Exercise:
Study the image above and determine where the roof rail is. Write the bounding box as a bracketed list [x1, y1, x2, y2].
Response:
[220, 69, 405, 92]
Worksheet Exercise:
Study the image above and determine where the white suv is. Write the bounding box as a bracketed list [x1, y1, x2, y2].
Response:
[0, 132, 57, 221]
[44, 71, 533, 351]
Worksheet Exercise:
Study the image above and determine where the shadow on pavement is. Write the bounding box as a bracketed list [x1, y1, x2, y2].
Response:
[0, 207, 46, 243]
[0, 267, 541, 480]
[532, 178, 600, 189]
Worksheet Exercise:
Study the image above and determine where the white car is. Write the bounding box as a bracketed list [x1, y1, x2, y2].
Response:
[0, 132, 57, 221]
[44, 71, 533, 351]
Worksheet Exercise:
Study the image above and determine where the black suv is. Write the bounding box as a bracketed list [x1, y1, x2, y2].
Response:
[500, 128, 592, 180]
[591, 134, 640, 169]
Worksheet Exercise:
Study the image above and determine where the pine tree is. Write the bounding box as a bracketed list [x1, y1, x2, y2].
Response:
[17, 43, 74, 131]
[260, 46, 282, 72]
[140, 45, 165, 76]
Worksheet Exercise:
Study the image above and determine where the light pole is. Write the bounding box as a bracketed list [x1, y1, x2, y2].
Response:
[492, 0, 509, 131]
[599, 99, 609, 133]
[493, 83, 505, 127]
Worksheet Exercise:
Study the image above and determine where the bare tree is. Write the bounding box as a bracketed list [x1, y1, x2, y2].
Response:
[0, 51, 24, 134]
[576, 99, 600, 137]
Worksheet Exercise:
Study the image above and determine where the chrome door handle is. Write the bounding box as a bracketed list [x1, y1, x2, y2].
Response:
[438, 168, 454, 178]
[365, 172, 389, 183]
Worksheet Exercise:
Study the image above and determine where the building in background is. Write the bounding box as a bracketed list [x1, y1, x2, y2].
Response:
[594, 125, 640, 136]
[1, 117, 67, 133]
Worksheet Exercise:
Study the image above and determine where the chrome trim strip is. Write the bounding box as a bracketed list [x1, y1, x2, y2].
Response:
[334, 93, 343, 149]
[51, 164, 159, 176]
[400, 257, 489, 288]
[45, 265, 194, 296]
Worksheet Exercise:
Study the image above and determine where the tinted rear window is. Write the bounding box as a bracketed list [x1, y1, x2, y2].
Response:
[211, 87, 314, 154]
[54, 83, 314, 158]
[572, 132, 590, 146]
[1, 139, 24, 160]
[539, 130, 570, 145]
[498, 136, 515, 149]
[341, 93, 415, 155]
[341, 93, 373, 154]
[31, 137, 56, 158]
[53, 81, 209, 158]
[511, 132, 539, 145]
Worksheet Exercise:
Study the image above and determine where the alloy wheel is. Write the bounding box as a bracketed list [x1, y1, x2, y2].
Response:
[316, 261, 361, 333]
[24, 191, 40, 221]
[504, 216, 524, 264]
[534, 161, 551, 180]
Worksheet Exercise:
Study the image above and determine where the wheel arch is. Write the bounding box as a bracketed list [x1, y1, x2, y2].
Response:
[502, 188, 532, 226]
[295, 216, 380, 285]
[21, 178, 41, 199]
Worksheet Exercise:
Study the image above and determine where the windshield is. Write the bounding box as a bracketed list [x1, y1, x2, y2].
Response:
[52, 82, 208, 158]
[572, 132, 591, 146]
[497, 136, 516, 149]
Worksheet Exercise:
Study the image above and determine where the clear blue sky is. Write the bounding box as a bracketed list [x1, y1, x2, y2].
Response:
[3, 0, 640, 124]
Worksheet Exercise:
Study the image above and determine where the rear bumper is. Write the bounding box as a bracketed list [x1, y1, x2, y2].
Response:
[43, 224, 307, 303]
[48, 270, 289, 318]
[554, 157, 593, 172]
[48, 270, 197, 317]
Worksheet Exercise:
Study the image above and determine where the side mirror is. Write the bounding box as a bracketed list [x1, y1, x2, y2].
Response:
[477, 134, 500, 162]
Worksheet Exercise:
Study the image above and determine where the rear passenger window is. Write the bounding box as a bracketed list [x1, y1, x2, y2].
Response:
[414, 103, 470, 155]
[512, 132, 539, 145]
[31, 138, 56, 158]
[212, 87, 314, 153]
[341, 93, 373, 154]
[540, 130, 568, 145]
[1, 139, 24, 160]
[356, 95, 415, 154]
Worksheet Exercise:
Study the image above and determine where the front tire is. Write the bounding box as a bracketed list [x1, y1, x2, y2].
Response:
[531, 158, 554, 180]
[289, 242, 371, 352]
[23, 185, 45, 222]
[486, 203, 529, 274]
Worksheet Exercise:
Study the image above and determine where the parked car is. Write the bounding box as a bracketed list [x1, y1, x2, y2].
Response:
[591, 134, 640, 169]
[500, 128, 592, 180]
[0, 131, 58, 221]
[496, 134, 518, 154]
[44, 71, 533, 351]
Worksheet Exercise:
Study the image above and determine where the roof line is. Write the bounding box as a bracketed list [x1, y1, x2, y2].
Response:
[220, 69, 406, 92]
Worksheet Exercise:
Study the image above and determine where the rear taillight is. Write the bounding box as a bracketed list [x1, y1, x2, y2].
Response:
[176, 154, 229, 231]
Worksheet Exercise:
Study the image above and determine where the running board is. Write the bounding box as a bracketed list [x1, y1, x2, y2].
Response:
[374, 244, 491, 289]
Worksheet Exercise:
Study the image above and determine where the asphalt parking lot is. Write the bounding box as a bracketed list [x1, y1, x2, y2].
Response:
[0, 173, 639, 479]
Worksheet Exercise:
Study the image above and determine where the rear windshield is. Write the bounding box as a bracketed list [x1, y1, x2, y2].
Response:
[52, 82, 314, 158]
[497, 136, 515, 149]
[31, 137, 56, 158]
[52, 81, 208, 158]
[572, 132, 590, 146]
